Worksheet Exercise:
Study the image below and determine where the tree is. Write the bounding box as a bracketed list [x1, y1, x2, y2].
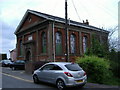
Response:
[85, 34, 108, 58]
[107, 26, 120, 77]
[108, 26, 119, 51]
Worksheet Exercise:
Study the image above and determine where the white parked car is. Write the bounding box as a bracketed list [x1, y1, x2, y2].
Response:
[33, 62, 87, 90]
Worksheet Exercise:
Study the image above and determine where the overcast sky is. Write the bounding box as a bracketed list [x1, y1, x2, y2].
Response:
[0, 0, 119, 58]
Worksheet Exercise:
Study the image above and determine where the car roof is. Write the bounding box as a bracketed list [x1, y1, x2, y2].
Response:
[15, 60, 25, 62]
[47, 62, 75, 66]
[2, 60, 11, 61]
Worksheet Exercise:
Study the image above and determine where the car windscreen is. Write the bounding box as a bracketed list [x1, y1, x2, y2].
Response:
[65, 63, 82, 71]
[15, 60, 25, 64]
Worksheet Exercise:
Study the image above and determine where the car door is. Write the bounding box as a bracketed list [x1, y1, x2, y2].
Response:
[14, 61, 20, 69]
[37, 64, 54, 83]
[49, 64, 63, 84]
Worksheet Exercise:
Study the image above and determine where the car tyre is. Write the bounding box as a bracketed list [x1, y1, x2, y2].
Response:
[56, 79, 66, 90]
[12, 67, 16, 70]
[33, 75, 39, 84]
[79, 83, 85, 88]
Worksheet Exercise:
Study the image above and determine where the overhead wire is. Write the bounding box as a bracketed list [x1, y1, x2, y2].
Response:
[71, 0, 81, 22]
[76, 0, 117, 28]
[88, 0, 117, 21]
[51, 0, 59, 15]
[77, 0, 100, 25]
[49, 0, 117, 29]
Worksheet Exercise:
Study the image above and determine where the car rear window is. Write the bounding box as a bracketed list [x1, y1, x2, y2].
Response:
[65, 63, 82, 71]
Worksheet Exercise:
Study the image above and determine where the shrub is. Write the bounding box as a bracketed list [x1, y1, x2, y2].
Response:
[76, 56, 111, 84]
[85, 34, 109, 58]
[108, 50, 120, 78]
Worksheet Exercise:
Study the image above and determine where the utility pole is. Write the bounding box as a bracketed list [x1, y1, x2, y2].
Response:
[65, 0, 68, 62]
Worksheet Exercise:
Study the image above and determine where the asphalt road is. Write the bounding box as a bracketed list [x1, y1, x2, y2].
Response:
[1, 67, 119, 90]
[1, 67, 56, 89]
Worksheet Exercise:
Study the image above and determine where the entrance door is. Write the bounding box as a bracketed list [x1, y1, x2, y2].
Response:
[26, 51, 31, 61]
[25, 51, 33, 73]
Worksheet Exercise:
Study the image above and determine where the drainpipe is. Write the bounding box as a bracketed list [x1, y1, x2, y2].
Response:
[52, 21, 55, 62]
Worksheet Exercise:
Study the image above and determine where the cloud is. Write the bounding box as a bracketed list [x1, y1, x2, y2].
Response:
[0, 19, 17, 57]
[67, 0, 118, 28]
[1, 20, 15, 39]
[1, 0, 118, 27]
[0, 24, 2, 53]
[0, 0, 119, 58]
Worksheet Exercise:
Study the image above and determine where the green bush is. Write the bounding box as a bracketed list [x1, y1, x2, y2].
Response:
[76, 56, 111, 84]
[85, 34, 109, 58]
[108, 50, 120, 78]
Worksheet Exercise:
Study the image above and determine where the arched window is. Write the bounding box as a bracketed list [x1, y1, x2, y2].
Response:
[83, 36, 88, 53]
[19, 40, 23, 56]
[55, 32, 62, 54]
[41, 32, 47, 53]
[70, 34, 76, 54]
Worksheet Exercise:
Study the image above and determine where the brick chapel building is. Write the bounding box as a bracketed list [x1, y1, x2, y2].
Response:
[15, 9, 109, 73]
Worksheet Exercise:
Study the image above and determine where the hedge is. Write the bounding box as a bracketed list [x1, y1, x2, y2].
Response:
[76, 56, 112, 84]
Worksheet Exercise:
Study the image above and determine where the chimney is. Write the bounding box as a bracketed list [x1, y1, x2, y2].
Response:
[68, 18, 70, 25]
[83, 20, 85, 23]
[83, 19, 89, 25]
[86, 19, 89, 25]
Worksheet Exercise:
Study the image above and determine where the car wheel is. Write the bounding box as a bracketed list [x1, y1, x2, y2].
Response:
[79, 83, 85, 88]
[33, 75, 39, 84]
[56, 79, 66, 90]
[12, 67, 16, 70]
[2, 64, 5, 67]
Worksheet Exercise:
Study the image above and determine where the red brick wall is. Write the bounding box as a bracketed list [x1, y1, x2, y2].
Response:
[55, 56, 66, 62]
[17, 37, 22, 59]
[21, 14, 43, 29]
[24, 32, 36, 42]
[69, 56, 77, 62]
[17, 27, 91, 62]
[17, 31, 37, 60]
[54, 27, 80, 62]
[37, 56, 48, 61]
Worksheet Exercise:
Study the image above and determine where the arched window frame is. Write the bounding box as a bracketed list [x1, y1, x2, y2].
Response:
[19, 40, 23, 56]
[41, 32, 47, 53]
[55, 32, 62, 54]
[70, 34, 76, 54]
[83, 35, 88, 53]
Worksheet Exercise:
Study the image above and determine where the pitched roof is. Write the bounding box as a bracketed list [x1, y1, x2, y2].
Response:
[15, 9, 109, 34]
